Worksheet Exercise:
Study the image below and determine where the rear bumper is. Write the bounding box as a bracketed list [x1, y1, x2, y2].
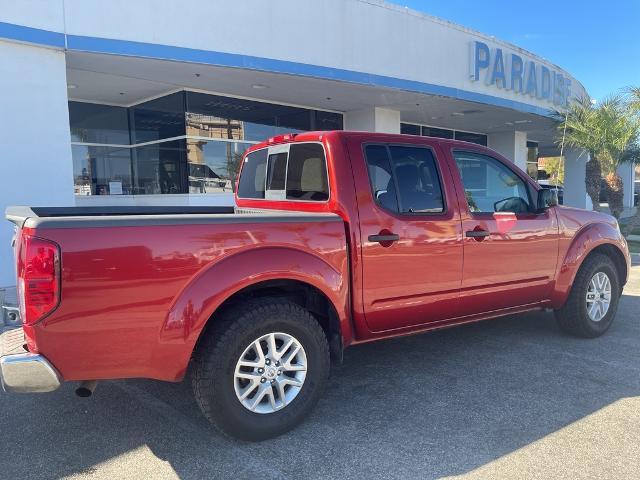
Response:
[0, 326, 61, 393]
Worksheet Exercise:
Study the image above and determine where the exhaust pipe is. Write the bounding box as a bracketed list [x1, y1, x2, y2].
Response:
[75, 380, 98, 398]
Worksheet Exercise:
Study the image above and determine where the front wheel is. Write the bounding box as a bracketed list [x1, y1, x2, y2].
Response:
[192, 299, 330, 441]
[554, 253, 621, 338]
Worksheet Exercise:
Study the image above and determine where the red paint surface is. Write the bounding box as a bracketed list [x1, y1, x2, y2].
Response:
[14, 131, 630, 382]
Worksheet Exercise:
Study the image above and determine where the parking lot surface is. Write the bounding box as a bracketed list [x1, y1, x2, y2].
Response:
[1, 258, 639, 479]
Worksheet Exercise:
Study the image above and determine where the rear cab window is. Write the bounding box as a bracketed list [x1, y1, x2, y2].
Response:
[237, 142, 329, 202]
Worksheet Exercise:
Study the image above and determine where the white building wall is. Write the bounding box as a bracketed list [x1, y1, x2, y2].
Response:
[344, 107, 401, 133]
[0, 41, 74, 286]
[0, 0, 586, 112]
[563, 149, 588, 209]
[488, 131, 528, 171]
[616, 162, 635, 208]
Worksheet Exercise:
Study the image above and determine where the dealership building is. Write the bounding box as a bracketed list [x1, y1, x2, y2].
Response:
[0, 0, 636, 285]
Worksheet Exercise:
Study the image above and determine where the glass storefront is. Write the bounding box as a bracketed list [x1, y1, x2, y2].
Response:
[400, 123, 487, 145]
[187, 139, 253, 194]
[72, 145, 133, 195]
[526, 141, 539, 179]
[70, 92, 343, 196]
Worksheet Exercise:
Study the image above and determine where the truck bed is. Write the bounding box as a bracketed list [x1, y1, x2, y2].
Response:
[7, 205, 348, 382]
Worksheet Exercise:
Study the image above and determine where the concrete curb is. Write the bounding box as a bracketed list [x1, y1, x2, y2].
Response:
[627, 234, 640, 242]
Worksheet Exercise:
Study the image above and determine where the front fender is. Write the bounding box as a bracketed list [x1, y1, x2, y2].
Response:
[551, 222, 629, 307]
[155, 246, 350, 379]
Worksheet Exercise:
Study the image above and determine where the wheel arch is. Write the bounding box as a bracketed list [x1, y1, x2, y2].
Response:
[551, 222, 630, 308]
[193, 278, 345, 363]
[156, 246, 351, 380]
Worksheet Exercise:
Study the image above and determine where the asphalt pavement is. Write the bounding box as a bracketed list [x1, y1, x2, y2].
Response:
[1, 257, 639, 479]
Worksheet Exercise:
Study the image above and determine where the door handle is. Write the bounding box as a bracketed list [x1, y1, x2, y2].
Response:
[368, 233, 400, 243]
[465, 230, 490, 238]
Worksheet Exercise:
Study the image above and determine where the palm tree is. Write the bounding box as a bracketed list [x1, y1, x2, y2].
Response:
[554, 95, 639, 217]
[553, 97, 603, 210]
[596, 96, 639, 218]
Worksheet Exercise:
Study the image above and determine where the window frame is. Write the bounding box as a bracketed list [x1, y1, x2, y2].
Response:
[363, 142, 448, 217]
[452, 149, 535, 216]
[236, 141, 331, 204]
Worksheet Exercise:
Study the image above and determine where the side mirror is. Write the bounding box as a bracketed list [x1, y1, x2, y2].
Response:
[537, 188, 558, 211]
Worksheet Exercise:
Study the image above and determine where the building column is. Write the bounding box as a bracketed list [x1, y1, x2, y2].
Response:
[616, 162, 635, 208]
[0, 41, 74, 286]
[563, 148, 589, 209]
[344, 107, 400, 133]
[487, 131, 528, 171]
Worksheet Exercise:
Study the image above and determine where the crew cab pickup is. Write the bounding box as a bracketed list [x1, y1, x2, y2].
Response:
[1, 131, 630, 440]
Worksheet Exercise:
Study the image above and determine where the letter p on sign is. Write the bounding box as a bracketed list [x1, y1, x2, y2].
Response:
[472, 41, 490, 81]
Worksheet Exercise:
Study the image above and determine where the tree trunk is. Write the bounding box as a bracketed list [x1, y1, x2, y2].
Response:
[605, 172, 624, 219]
[585, 157, 601, 211]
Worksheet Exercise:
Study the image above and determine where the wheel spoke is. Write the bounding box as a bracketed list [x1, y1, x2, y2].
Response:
[236, 370, 261, 380]
[284, 364, 306, 372]
[254, 340, 266, 365]
[276, 380, 288, 407]
[238, 380, 259, 401]
[280, 377, 303, 388]
[275, 337, 294, 361]
[250, 384, 269, 411]
[267, 333, 278, 358]
[266, 385, 277, 410]
[282, 345, 301, 367]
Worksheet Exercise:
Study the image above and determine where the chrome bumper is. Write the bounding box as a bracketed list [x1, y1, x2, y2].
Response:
[0, 326, 61, 393]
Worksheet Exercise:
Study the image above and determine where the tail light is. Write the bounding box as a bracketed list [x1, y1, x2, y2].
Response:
[16, 232, 60, 325]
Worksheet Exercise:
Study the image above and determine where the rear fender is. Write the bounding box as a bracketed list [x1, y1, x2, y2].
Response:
[156, 247, 350, 378]
[551, 222, 629, 308]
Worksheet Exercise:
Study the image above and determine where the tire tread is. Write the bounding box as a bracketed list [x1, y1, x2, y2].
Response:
[191, 298, 329, 440]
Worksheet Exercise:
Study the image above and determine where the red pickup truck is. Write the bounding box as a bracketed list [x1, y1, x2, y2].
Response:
[1, 131, 630, 440]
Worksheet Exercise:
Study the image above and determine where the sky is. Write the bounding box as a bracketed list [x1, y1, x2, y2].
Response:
[398, 0, 640, 101]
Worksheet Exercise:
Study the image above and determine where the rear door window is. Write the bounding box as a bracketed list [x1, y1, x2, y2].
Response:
[364, 144, 445, 214]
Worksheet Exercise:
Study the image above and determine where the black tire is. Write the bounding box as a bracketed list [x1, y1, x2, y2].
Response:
[192, 298, 330, 441]
[554, 253, 621, 338]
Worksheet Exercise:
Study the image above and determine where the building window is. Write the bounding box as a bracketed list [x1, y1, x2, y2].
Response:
[132, 140, 188, 194]
[400, 123, 421, 136]
[422, 126, 454, 139]
[72, 145, 133, 195]
[400, 122, 486, 146]
[454, 130, 487, 146]
[185, 92, 343, 142]
[526, 141, 539, 179]
[69, 102, 130, 145]
[129, 92, 186, 144]
[69, 92, 342, 197]
[187, 139, 252, 194]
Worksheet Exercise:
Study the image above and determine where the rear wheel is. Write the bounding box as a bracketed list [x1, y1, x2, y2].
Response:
[192, 298, 330, 441]
[554, 253, 621, 338]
